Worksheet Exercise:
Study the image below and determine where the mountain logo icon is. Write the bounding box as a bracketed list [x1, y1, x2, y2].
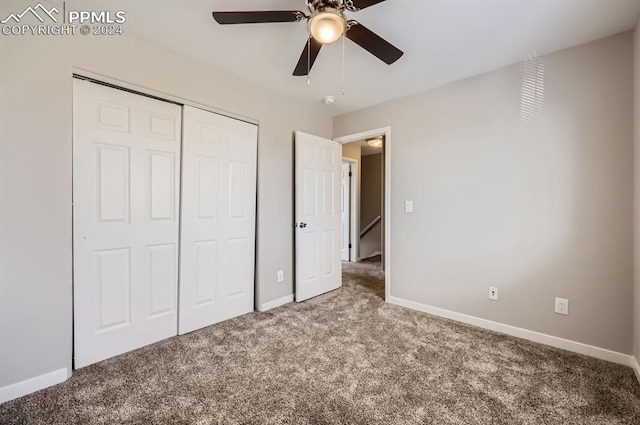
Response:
[1, 3, 60, 24]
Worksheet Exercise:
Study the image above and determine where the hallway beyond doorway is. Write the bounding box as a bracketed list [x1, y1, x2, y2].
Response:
[342, 256, 384, 300]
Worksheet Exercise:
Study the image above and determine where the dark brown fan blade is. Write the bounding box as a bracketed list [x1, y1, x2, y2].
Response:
[293, 37, 323, 76]
[348, 0, 387, 10]
[212, 11, 303, 24]
[346, 21, 403, 65]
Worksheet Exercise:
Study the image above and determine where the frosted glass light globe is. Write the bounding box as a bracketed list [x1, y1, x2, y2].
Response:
[308, 12, 346, 44]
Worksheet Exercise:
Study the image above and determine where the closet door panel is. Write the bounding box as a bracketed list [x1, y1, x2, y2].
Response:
[179, 106, 257, 334]
[73, 79, 181, 368]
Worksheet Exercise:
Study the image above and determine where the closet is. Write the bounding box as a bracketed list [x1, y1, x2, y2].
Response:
[72, 78, 257, 368]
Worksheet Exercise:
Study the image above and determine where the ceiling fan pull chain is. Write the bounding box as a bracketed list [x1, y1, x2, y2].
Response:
[307, 36, 311, 85]
[342, 34, 346, 95]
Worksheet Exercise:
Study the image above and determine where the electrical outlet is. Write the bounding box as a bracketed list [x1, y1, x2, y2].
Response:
[277, 270, 284, 283]
[555, 298, 569, 315]
[488, 286, 498, 301]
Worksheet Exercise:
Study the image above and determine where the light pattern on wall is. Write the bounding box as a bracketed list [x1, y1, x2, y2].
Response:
[521, 56, 545, 136]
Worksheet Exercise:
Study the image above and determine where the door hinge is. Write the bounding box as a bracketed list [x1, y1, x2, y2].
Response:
[349, 243, 352, 248]
[349, 171, 352, 177]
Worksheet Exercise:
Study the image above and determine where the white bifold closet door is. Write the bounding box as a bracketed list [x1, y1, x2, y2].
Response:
[73, 79, 182, 368]
[74, 81, 257, 367]
[178, 106, 258, 335]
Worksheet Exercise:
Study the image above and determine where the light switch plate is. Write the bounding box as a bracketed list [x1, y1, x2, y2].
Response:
[405, 201, 413, 213]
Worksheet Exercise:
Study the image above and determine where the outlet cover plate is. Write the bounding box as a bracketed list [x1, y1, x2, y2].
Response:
[277, 270, 284, 283]
[489, 286, 498, 301]
[555, 298, 569, 315]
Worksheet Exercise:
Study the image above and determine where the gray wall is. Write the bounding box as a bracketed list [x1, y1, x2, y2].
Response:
[0, 0, 332, 388]
[634, 19, 640, 362]
[360, 154, 383, 258]
[335, 32, 634, 354]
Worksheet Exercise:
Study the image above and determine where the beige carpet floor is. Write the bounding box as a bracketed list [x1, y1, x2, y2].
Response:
[1, 257, 640, 424]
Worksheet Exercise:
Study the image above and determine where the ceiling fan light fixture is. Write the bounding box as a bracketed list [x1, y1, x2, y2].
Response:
[366, 137, 383, 148]
[308, 11, 346, 44]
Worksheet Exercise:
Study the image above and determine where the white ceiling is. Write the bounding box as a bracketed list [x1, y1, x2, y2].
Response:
[75, 0, 640, 115]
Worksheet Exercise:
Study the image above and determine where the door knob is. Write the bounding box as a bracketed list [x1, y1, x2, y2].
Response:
[298, 223, 307, 228]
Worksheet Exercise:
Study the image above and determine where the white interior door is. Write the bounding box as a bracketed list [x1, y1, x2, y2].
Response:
[295, 132, 342, 302]
[73, 79, 181, 368]
[179, 106, 257, 335]
[341, 162, 351, 261]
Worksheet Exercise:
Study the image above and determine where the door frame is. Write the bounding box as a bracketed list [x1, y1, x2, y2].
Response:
[342, 157, 358, 262]
[335, 127, 391, 301]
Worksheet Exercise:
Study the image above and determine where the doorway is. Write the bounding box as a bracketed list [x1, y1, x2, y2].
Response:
[335, 128, 391, 301]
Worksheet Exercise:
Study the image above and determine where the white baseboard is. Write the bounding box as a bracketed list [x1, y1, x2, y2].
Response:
[388, 296, 632, 366]
[258, 294, 294, 312]
[0, 368, 70, 404]
[631, 356, 640, 384]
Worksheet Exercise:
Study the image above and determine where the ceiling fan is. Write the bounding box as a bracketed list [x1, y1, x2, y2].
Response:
[212, 0, 403, 76]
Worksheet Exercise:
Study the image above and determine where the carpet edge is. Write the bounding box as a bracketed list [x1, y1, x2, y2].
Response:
[388, 296, 632, 366]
